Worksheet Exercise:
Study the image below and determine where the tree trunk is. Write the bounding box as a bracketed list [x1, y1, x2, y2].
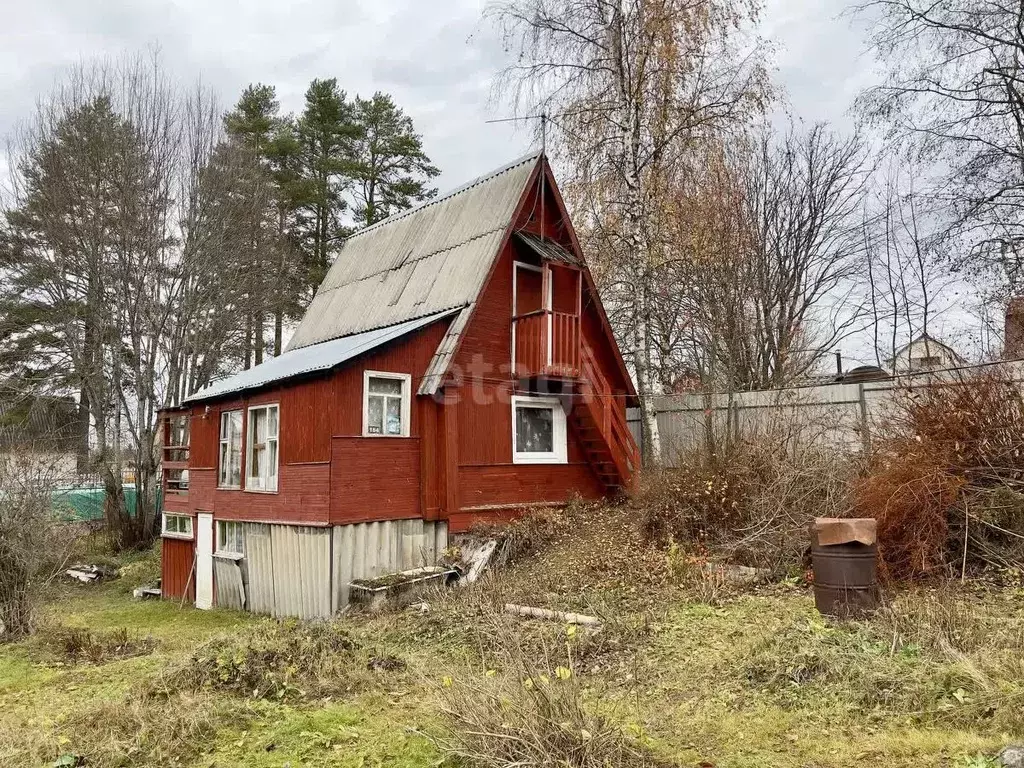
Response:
[76, 386, 91, 476]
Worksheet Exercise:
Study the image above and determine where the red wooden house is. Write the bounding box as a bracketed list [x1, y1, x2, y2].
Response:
[159, 153, 639, 617]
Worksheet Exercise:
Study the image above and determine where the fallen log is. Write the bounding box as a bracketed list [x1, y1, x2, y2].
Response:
[504, 603, 601, 626]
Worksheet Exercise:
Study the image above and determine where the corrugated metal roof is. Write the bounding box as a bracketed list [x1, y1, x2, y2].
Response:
[516, 231, 583, 266]
[185, 309, 458, 403]
[418, 305, 473, 395]
[286, 152, 541, 351]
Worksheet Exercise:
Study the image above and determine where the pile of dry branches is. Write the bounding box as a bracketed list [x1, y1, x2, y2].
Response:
[640, 430, 852, 573]
[853, 370, 1024, 580]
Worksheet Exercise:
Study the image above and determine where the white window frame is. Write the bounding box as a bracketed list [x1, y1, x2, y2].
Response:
[246, 404, 279, 493]
[218, 410, 243, 489]
[511, 394, 568, 464]
[215, 519, 244, 559]
[162, 513, 194, 540]
[362, 371, 412, 437]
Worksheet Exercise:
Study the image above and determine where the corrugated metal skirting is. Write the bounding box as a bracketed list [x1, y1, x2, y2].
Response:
[213, 557, 245, 610]
[270, 525, 331, 620]
[331, 519, 448, 611]
[244, 524, 275, 614]
[226, 519, 448, 618]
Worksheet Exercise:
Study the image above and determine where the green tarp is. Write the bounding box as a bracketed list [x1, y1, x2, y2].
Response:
[51, 485, 161, 522]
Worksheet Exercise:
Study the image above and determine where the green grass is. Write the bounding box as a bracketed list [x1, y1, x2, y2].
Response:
[0, 558, 1020, 767]
[633, 593, 1011, 767]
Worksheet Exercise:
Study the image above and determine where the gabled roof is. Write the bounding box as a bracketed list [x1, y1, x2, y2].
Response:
[892, 332, 963, 362]
[180, 152, 637, 405]
[184, 310, 458, 404]
[286, 153, 542, 353]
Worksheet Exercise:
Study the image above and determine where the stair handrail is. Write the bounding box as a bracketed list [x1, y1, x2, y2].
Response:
[580, 343, 640, 485]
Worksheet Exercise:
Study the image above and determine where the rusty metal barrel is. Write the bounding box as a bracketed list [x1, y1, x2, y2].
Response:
[811, 518, 879, 618]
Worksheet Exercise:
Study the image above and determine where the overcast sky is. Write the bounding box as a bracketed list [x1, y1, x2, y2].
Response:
[0, 0, 876, 191]
[6, 0, 966, 367]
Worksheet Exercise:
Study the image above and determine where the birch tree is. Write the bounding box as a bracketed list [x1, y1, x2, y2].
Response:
[488, 0, 768, 464]
[857, 0, 1024, 286]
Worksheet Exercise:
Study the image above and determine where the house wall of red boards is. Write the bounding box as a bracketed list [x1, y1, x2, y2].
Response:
[163, 166, 632, 552]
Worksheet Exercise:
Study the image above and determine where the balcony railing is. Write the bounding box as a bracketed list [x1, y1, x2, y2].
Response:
[513, 310, 581, 378]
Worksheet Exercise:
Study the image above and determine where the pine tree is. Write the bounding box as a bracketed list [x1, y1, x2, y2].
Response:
[225, 84, 278, 156]
[1, 94, 164, 544]
[350, 92, 439, 226]
[265, 117, 307, 353]
[224, 84, 302, 358]
[294, 79, 359, 289]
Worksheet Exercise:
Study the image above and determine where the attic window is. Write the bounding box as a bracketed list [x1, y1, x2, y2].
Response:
[363, 372, 411, 437]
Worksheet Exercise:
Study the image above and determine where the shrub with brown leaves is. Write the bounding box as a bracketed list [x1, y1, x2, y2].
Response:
[853, 370, 1024, 580]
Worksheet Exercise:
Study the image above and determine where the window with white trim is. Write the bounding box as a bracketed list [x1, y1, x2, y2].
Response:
[218, 410, 242, 488]
[363, 371, 411, 437]
[246, 404, 279, 492]
[511, 395, 568, 464]
[162, 513, 193, 538]
[216, 520, 244, 556]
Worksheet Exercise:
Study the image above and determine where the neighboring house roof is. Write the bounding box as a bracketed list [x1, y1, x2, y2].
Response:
[184, 309, 459, 404]
[286, 152, 542, 354]
[891, 333, 964, 364]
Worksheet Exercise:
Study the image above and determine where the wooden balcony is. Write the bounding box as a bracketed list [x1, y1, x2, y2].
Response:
[513, 310, 581, 378]
[161, 412, 190, 509]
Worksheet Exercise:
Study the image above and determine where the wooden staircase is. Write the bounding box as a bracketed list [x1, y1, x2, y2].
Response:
[571, 344, 641, 493]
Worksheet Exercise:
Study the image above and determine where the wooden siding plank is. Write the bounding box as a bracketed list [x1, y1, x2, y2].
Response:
[329, 437, 421, 524]
[160, 537, 195, 601]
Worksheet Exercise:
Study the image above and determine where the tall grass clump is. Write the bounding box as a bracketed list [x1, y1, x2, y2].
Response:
[431, 611, 667, 768]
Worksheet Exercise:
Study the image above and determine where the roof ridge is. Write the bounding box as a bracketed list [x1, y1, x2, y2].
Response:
[344, 151, 542, 242]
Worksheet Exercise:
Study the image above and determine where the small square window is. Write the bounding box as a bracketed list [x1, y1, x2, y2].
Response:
[216, 520, 244, 556]
[512, 395, 567, 464]
[363, 372, 411, 437]
[162, 513, 193, 539]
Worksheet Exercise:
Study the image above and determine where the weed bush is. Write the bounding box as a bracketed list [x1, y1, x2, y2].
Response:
[38, 624, 157, 664]
[159, 620, 367, 700]
[432, 612, 667, 768]
[640, 437, 851, 572]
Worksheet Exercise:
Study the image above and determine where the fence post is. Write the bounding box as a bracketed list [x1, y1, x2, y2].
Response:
[858, 382, 871, 454]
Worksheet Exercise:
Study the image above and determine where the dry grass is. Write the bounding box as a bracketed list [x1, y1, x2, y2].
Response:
[742, 583, 1024, 733]
[157, 619, 371, 701]
[35, 623, 157, 664]
[54, 690, 250, 768]
[430, 609, 668, 768]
